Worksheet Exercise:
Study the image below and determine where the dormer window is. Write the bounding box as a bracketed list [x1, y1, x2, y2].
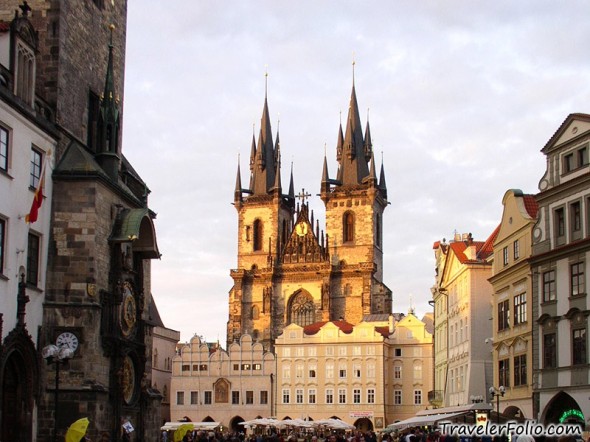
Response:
[14, 41, 35, 106]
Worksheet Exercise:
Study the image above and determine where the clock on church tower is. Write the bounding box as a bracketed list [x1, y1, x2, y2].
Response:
[119, 282, 137, 337]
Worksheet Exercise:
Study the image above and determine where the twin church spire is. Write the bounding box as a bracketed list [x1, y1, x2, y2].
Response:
[235, 71, 388, 204]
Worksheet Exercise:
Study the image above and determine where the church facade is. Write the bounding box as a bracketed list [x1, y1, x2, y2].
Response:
[229, 81, 392, 351]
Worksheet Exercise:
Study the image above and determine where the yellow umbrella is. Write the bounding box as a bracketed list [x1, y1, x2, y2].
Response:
[65, 417, 89, 442]
[174, 423, 194, 442]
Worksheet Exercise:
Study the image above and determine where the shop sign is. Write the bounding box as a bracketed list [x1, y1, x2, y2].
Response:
[349, 411, 374, 418]
[559, 409, 584, 423]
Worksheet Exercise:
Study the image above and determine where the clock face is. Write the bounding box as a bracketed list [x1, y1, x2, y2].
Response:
[295, 223, 308, 236]
[121, 355, 136, 404]
[56, 331, 79, 352]
[120, 283, 137, 337]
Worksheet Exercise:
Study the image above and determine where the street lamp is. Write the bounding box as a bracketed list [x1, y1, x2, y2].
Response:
[489, 386, 505, 425]
[42, 344, 74, 442]
[470, 395, 484, 403]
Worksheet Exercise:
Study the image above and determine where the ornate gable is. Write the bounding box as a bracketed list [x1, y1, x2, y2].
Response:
[281, 203, 328, 264]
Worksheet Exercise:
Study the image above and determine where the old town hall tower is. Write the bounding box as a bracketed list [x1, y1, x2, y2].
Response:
[229, 77, 392, 350]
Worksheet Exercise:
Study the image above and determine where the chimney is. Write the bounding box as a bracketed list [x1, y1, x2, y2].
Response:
[388, 313, 394, 334]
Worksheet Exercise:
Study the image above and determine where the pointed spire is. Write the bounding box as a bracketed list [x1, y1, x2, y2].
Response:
[234, 156, 243, 203]
[250, 76, 276, 195]
[379, 151, 387, 199]
[96, 24, 121, 180]
[273, 136, 282, 192]
[364, 109, 373, 161]
[338, 78, 369, 186]
[367, 150, 377, 187]
[336, 119, 344, 164]
[100, 24, 120, 153]
[249, 131, 256, 172]
[288, 161, 295, 201]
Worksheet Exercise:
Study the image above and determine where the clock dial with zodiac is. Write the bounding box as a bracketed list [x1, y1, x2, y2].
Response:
[120, 282, 137, 337]
[121, 355, 136, 404]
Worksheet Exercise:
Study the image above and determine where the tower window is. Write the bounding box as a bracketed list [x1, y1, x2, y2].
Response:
[251, 305, 259, 320]
[253, 219, 263, 251]
[15, 41, 35, 106]
[343, 211, 354, 243]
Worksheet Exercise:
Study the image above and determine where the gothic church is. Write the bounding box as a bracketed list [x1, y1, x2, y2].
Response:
[229, 79, 392, 350]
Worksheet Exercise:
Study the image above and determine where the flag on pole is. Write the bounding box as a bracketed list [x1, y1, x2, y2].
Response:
[25, 151, 49, 224]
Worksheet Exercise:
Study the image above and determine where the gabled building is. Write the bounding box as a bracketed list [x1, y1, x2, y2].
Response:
[489, 189, 538, 420]
[171, 334, 274, 431]
[229, 76, 391, 351]
[275, 318, 388, 431]
[386, 312, 434, 423]
[531, 113, 590, 426]
[432, 231, 497, 407]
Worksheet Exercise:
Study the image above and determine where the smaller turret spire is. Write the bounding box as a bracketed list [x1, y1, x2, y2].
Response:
[234, 155, 243, 204]
[288, 161, 295, 201]
[379, 151, 387, 199]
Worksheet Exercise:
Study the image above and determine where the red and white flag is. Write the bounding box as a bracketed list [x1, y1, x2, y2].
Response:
[25, 152, 49, 224]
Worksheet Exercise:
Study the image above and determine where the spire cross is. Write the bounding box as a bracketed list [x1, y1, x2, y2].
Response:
[352, 51, 356, 84]
[296, 188, 311, 204]
[264, 65, 269, 98]
[19, 1, 31, 16]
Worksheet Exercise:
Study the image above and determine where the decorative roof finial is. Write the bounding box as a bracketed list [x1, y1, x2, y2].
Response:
[264, 64, 269, 99]
[352, 51, 356, 85]
[109, 23, 115, 47]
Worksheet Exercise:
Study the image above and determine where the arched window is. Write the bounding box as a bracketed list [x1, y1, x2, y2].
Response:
[289, 291, 315, 327]
[253, 219, 263, 251]
[251, 305, 260, 320]
[343, 212, 354, 243]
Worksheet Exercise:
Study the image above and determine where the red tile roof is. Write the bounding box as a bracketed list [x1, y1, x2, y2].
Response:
[374, 326, 390, 338]
[0, 21, 9, 32]
[479, 225, 500, 258]
[523, 194, 538, 219]
[447, 227, 498, 264]
[303, 320, 354, 335]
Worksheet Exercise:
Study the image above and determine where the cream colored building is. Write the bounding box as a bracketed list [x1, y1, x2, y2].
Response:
[275, 313, 433, 430]
[386, 312, 434, 423]
[431, 242, 449, 407]
[171, 334, 275, 431]
[150, 298, 181, 424]
[432, 232, 496, 407]
[489, 190, 537, 420]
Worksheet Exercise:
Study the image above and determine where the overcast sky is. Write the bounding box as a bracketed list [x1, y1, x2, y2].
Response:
[121, 1, 590, 344]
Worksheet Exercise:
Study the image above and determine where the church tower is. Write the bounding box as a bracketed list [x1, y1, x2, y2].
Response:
[229, 85, 296, 348]
[229, 74, 392, 351]
[319, 75, 391, 324]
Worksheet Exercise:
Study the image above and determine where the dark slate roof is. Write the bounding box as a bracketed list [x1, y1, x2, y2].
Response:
[147, 295, 165, 327]
[54, 140, 109, 178]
